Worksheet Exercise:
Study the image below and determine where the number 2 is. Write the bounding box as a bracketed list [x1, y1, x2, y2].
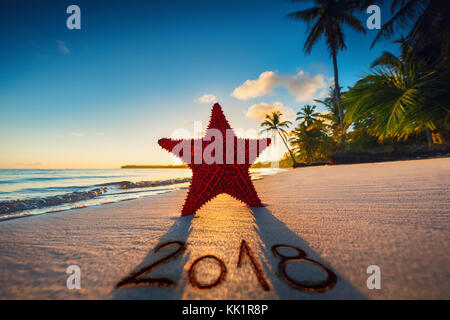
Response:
[116, 241, 186, 288]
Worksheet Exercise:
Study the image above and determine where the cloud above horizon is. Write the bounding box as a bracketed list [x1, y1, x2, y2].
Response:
[232, 70, 326, 102]
[195, 94, 217, 104]
[246, 101, 295, 122]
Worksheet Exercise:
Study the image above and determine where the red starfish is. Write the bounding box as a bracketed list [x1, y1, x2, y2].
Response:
[158, 103, 271, 216]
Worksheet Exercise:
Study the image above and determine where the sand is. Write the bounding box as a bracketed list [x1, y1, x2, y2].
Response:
[0, 158, 449, 299]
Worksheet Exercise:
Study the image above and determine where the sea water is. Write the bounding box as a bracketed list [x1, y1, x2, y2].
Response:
[0, 168, 281, 220]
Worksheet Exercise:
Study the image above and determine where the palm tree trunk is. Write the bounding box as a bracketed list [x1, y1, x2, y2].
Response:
[426, 128, 433, 151]
[278, 132, 299, 167]
[332, 52, 345, 147]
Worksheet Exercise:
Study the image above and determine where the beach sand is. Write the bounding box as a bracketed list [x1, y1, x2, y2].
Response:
[0, 158, 449, 299]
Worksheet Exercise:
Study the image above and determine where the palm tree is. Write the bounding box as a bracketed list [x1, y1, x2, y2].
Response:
[260, 111, 300, 167]
[371, 0, 450, 64]
[287, 0, 367, 146]
[296, 105, 320, 127]
[291, 120, 333, 164]
[344, 49, 450, 150]
[315, 86, 347, 143]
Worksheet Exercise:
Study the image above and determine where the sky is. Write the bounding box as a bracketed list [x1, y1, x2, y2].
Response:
[0, 0, 399, 169]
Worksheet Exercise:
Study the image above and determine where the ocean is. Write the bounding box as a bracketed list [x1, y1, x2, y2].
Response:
[0, 168, 281, 221]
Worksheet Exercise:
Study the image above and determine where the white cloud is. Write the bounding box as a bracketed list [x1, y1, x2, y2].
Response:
[195, 94, 217, 104]
[232, 70, 327, 102]
[246, 101, 295, 122]
[280, 71, 326, 102]
[232, 71, 277, 101]
[58, 40, 70, 54]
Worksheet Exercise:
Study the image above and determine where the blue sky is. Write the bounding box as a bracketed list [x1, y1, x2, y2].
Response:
[0, 0, 399, 168]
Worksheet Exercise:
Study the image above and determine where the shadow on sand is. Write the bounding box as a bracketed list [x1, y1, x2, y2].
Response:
[112, 216, 194, 299]
[112, 206, 366, 299]
[251, 206, 366, 299]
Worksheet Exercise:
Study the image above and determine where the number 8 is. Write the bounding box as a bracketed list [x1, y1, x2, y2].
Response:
[272, 244, 337, 293]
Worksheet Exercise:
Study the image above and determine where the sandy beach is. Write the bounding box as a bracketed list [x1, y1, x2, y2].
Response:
[0, 157, 448, 299]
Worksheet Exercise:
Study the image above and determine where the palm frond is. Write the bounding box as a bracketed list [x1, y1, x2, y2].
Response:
[341, 13, 366, 34]
[371, 0, 422, 48]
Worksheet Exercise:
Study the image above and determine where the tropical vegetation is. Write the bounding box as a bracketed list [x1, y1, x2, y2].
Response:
[258, 0, 449, 167]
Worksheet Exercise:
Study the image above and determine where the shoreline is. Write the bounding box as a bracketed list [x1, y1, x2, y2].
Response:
[0, 156, 446, 221]
[0, 158, 448, 299]
[4, 156, 448, 222]
[0, 168, 279, 222]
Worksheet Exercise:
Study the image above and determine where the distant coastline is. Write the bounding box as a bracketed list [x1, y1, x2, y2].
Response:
[121, 147, 450, 170]
[121, 164, 188, 169]
[121, 163, 283, 169]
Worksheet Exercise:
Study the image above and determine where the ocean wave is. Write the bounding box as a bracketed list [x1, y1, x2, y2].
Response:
[0, 170, 276, 218]
[0, 187, 107, 215]
[0, 175, 121, 184]
[112, 177, 191, 189]
[0, 177, 192, 216]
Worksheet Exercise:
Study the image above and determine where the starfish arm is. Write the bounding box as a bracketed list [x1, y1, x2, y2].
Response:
[181, 166, 223, 216]
[235, 138, 272, 164]
[208, 103, 232, 132]
[158, 138, 182, 152]
[225, 167, 264, 207]
[158, 138, 201, 166]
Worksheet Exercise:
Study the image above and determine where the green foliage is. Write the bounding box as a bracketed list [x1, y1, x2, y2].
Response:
[290, 105, 336, 164]
[314, 86, 350, 144]
[260, 110, 292, 136]
[251, 156, 296, 169]
[256, 0, 450, 166]
[287, 0, 368, 146]
[287, 0, 366, 56]
[371, 0, 450, 64]
[260, 111, 299, 166]
[296, 105, 320, 127]
[343, 49, 450, 143]
[291, 122, 334, 164]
